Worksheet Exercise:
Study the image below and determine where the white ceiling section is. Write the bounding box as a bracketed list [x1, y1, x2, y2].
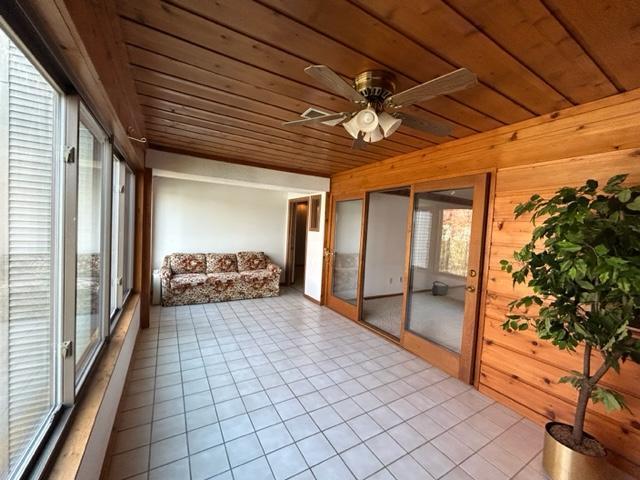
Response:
[146, 149, 329, 193]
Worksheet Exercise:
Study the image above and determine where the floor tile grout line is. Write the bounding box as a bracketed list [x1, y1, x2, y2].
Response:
[111, 290, 544, 480]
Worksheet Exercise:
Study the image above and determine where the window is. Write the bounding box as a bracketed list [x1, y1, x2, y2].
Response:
[438, 208, 472, 276]
[411, 209, 433, 268]
[110, 157, 135, 322]
[75, 109, 108, 379]
[308, 194, 321, 232]
[0, 15, 137, 478]
[0, 25, 61, 479]
[123, 167, 135, 297]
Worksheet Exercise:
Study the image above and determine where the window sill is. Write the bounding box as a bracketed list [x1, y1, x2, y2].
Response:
[44, 293, 141, 480]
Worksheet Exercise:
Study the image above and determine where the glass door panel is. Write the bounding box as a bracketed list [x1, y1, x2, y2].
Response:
[326, 197, 364, 321]
[331, 199, 362, 304]
[361, 189, 410, 339]
[406, 188, 473, 352]
[402, 174, 488, 382]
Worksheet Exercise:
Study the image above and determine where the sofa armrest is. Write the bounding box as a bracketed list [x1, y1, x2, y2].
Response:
[160, 256, 173, 290]
[266, 263, 282, 276]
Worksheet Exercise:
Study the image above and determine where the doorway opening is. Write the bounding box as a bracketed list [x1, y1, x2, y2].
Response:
[286, 198, 308, 293]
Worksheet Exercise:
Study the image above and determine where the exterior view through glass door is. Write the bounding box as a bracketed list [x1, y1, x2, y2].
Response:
[326, 197, 364, 320]
[403, 174, 488, 381]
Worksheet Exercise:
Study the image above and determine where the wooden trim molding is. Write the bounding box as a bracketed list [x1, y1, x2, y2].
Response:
[140, 168, 153, 329]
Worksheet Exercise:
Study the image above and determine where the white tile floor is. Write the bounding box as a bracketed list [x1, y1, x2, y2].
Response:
[105, 288, 551, 480]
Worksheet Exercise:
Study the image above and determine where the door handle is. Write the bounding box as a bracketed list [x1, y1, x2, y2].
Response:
[465, 285, 476, 293]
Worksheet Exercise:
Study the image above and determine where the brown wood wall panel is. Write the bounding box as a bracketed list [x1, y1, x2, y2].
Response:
[330, 89, 640, 474]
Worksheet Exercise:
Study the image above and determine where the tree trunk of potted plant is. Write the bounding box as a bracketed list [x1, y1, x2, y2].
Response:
[501, 175, 640, 480]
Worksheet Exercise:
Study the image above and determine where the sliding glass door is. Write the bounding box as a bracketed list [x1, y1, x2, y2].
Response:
[360, 188, 411, 339]
[324, 176, 488, 382]
[326, 196, 364, 320]
[403, 174, 488, 381]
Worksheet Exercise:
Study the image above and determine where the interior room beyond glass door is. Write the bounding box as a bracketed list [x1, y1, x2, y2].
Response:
[403, 174, 487, 381]
[361, 188, 410, 339]
[326, 198, 363, 320]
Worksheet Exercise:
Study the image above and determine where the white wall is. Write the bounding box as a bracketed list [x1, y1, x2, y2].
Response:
[147, 149, 329, 193]
[287, 192, 326, 302]
[334, 199, 362, 254]
[363, 193, 409, 297]
[153, 177, 289, 271]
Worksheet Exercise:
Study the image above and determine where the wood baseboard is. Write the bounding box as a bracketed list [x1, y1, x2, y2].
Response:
[303, 293, 322, 305]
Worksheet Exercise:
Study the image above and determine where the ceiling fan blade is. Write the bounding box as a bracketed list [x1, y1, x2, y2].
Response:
[386, 68, 477, 108]
[283, 112, 349, 126]
[395, 112, 452, 137]
[305, 65, 367, 104]
[352, 131, 366, 150]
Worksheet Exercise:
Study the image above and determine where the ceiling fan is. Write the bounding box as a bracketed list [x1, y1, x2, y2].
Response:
[283, 65, 477, 147]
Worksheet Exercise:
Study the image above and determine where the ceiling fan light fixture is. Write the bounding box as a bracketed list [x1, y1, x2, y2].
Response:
[364, 126, 384, 143]
[342, 116, 360, 139]
[354, 107, 379, 133]
[378, 112, 402, 138]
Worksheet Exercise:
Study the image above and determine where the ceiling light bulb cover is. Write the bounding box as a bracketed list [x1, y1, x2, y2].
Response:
[364, 126, 384, 143]
[378, 112, 402, 138]
[354, 108, 379, 133]
[342, 115, 360, 139]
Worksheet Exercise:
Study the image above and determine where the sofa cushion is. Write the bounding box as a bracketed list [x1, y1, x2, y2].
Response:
[170, 273, 208, 290]
[240, 269, 276, 290]
[237, 251, 268, 271]
[206, 253, 238, 273]
[170, 253, 206, 274]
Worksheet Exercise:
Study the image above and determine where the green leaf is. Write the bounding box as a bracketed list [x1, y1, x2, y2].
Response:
[591, 387, 627, 412]
[628, 196, 640, 211]
[618, 189, 632, 203]
[594, 244, 608, 256]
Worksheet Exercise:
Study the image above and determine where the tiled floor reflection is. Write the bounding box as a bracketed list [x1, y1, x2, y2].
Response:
[105, 288, 551, 480]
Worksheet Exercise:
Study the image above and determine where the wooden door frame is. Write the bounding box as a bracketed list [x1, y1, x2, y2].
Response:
[325, 193, 366, 321]
[285, 197, 309, 285]
[400, 173, 489, 382]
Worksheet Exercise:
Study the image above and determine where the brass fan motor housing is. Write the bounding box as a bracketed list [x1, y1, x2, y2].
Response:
[353, 70, 397, 106]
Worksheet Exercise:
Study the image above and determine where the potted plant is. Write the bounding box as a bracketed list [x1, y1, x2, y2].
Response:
[500, 174, 640, 479]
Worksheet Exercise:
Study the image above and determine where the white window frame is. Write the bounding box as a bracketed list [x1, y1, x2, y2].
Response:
[0, 12, 137, 479]
[71, 103, 112, 391]
[0, 17, 65, 480]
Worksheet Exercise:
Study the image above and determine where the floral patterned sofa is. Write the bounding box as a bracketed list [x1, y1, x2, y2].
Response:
[160, 251, 282, 306]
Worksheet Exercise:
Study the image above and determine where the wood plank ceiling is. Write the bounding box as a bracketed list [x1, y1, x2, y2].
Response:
[112, 0, 640, 177]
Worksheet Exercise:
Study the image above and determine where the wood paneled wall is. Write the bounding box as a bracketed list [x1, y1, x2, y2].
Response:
[330, 88, 640, 475]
